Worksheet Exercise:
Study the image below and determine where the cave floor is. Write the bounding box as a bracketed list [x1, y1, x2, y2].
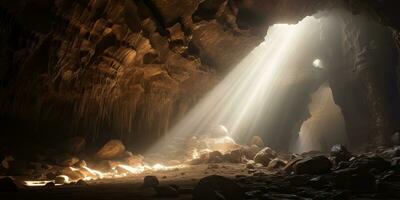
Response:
[3, 163, 400, 200]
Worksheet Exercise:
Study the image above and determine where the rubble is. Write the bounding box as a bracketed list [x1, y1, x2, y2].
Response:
[96, 140, 126, 160]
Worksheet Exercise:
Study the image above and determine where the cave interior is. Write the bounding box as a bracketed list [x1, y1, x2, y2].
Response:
[1, 0, 400, 199]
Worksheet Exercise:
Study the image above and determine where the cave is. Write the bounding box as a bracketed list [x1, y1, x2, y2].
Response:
[1, 0, 400, 199]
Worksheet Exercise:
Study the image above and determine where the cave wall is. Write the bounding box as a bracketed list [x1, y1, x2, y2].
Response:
[0, 0, 400, 151]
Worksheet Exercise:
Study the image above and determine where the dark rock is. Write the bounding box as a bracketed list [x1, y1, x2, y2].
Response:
[286, 175, 309, 186]
[0, 177, 17, 192]
[335, 161, 351, 170]
[380, 146, 400, 159]
[254, 147, 277, 166]
[283, 157, 303, 173]
[242, 145, 261, 160]
[54, 175, 68, 185]
[308, 176, 329, 189]
[143, 175, 159, 188]
[155, 186, 179, 197]
[267, 158, 286, 170]
[193, 175, 244, 200]
[349, 155, 390, 172]
[227, 149, 243, 163]
[294, 155, 332, 175]
[177, 187, 194, 195]
[330, 144, 352, 164]
[45, 182, 55, 188]
[96, 139, 126, 159]
[76, 179, 88, 186]
[332, 167, 376, 190]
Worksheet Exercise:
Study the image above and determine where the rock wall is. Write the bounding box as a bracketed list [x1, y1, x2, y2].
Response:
[0, 0, 399, 151]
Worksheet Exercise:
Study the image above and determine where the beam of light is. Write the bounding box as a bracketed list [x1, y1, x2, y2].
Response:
[146, 16, 324, 157]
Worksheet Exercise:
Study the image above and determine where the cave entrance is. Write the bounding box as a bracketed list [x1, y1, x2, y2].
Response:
[291, 82, 347, 153]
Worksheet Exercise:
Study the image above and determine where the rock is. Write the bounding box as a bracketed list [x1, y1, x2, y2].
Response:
[227, 149, 243, 163]
[242, 145, 261, 160]
[380, 146, 400, 159]
[155, 186, 179, 197]
[64, 137, 86, 154]
[208, 151, 223, 163]
[349, 155, 390, 173]
[283, 157, 303, 173]
[1, 155, 14, 169]
[45, 182, 55, 188]
[294, 155, 332, 175]
[266, 158, 286, 170]
[76, 179, 88, 186]
[96, 140, 126, 159]
[143, 176, 159, 188]
[54, 175, 69, 184]
[308, 176, 329, 189]
[332, 167, 376, 190]
[249, 136, 264, 147]
[330, 144, 352, 164]
[124, 155, 144, 167]
[0, 177, 17, 192]
[193, 175, 244, 200]
[254, 147, 277, 166]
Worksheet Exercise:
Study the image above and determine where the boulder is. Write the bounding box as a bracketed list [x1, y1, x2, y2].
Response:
[193, 175, 245, 200]
[227, 149, 243, 163]
[294, 155, 332, 175]
[143, 176, 159, 188]
[254, 147, 277, 166]
[330, 144, 352, 164]
[249, 136, 264, 147]
[266, 158, 286, 170]
[96, 140, 126, 159]
[332, 167, 376, 190]
[242, 145, 261, 160]
[283, 157, 303, 173]
[0, 177, 17, 192]
[55, 175, 69, 185]
[349, 155, 390, 172]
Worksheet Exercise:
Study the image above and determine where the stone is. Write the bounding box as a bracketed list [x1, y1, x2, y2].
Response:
[250, 136, 264, 147]
[266, 158, 286, 170]
[242, 145, 261, 160]
[124, 155, 144, 167]
[76, 179, 88, 186]
[155, 186, 179, 197]
[294, 155, 332, 175]
[283, 157, 303, 173]
[54, 175, 69, 185]
[228, 149, 243, 163]
[64, 137, 86, 154]
[45, 182, 55, 188]
[193, 175, 245, 200]
[380, 146, 400, 159]
[332, 167, 376, 190]
[254, 147, 277, 166]
[208, 151, 223, 163]
[330, 144, 352, 164]
[96, 140, 126, 159]
[349, 155, 390, 173]
[143, 176, 159, 188]
[0, 177, 17, 192]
